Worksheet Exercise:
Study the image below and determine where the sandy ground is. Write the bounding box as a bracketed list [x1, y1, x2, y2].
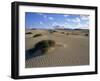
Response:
[25, 29, 89, 68]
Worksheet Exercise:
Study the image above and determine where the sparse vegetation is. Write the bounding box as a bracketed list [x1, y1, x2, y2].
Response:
[26, 32, 32, 34]
[33, 34, 42, 38]
[66, 33, 69, 35]
[34, 40, 55, 53]
[48, 30, 56, 33]
[71, 33, 79, 35]
[84, 33, 88, 36]
[61, 32, 64, 34]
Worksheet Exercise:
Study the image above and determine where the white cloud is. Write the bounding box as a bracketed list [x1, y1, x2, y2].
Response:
[66, 19, 71, 22]
[76, 22, 89, 29]
[76, 18, 81, 22]
[80, 15, 89, 20]
[48, 17, 54, 20]
[72, 17, 81, 23]
[51, 22, 63, 29]
[66, 17, 81, 23]
[43, 15, 47, 18]
[64, 20, 89, 29]
[64, 14, 69, 17]
[64, 22, 68, 25]
[64, 22, 71, 28]
[51, 22, 58, 26]
[38, 13, 43, 15]
[39, 21, 43, 25]
[38, 13, 48, 19]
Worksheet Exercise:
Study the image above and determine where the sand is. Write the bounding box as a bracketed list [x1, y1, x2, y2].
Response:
[25, 29, 89, 68]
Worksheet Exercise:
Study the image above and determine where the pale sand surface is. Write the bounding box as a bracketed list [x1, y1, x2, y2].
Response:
[25, 29, 89, 68]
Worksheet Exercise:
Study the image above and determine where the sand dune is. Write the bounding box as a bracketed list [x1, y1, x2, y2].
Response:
[25, 29, 89, 68]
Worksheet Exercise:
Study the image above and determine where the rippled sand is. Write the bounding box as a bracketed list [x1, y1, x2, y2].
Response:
[25, 29, 89, 68]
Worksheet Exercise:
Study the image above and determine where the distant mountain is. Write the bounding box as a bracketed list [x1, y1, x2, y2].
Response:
[53, 25, 64, 29]
[26, 26, 89, 30]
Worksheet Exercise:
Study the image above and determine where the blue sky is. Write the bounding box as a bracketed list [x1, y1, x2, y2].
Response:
[25, 12, 89, 29]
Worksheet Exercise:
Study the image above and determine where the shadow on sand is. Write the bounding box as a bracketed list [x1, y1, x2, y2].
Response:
[26, 40, 55, 60]
[25, 48, 44, 60]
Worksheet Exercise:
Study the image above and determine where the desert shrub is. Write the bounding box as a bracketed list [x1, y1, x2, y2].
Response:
[71, 33, 79, 35]
[48, 30, 56, 33]
[34, 40, 55, 53]
[66, 33, 69, 35]
[61, 32, 64, 34]
[84, 33, 88, 36]
[33, 34, 42, 38]
[26, 32, 32, 34]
